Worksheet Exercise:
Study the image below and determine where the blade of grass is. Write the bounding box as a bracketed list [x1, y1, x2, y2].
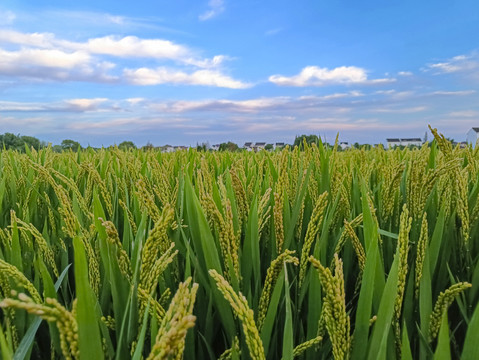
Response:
[367, 252, 399, 360]
[433, 312, 451, 360]
[461, 302, 479, 360]
[0, 322, 12, 360]
[282, 263, 293, 360]
[401, 321, 413, 360]
[73, 236, 104, 360]
[261, 272, 284, 353]
[12, 264, 71, 360]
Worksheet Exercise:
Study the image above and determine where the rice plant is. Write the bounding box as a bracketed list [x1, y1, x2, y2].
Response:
[0, 129, 478, 359]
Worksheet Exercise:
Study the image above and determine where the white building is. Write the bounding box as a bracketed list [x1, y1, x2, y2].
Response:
[339, 141, 350, 150]
[274, 142, 285, 150]
[243, 142, 253, 151]
[162, 145, 175, 153]
[467, 128, 479, 147]
[211, 144, 220, 151]
[243, 142, 267, 151]
[386, 138, 422, 149]
[254, 142, 266, 151]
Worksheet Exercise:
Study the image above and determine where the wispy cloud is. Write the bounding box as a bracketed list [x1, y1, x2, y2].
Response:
[425, 53, 479, 75]
[0, 98, 111, 112]
[269, 66, 395, 87]
[66, 116, 201, 131]
[148, 91, 361, 113]
[0, 10, 15, 25]
[371, 106, 427, 114]
[35, 9, 178, 34]
[430, 90, 476, 96]
[447, 110, 479, 117]
[199, 0, 225, 21]
[265, 28, 282, 36]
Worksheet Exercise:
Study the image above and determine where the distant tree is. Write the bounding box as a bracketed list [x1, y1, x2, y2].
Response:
[52, 145, 63, 153]
[293, 134, 319, 149]
[423, 131, 428, 143]
[142, 142, 154, 151]
[118, 141, 136, 150]
[1, 133, 23, 151]
[21, 135, 41, 150]
[61, 139, 81, 151]
[196, 142, 208, 151]
[0, 133, 44, 152]
[219, 142, 239, 152]
[265, 144, 274, 151]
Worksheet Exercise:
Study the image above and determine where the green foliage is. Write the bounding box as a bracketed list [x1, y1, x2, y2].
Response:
[0, 133, 477, 359]
[0, 133, 44, 152]
[293, 134, 319, 149]
[61, 139, 81, 151]
[118, 141, 136, 150]
[219, 141, 239, 151]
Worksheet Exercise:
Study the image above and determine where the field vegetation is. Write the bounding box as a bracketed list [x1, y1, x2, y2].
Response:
[0, 128, 478, 359]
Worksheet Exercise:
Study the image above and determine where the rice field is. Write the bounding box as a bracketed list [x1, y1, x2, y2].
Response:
[0, 128, 478, 359]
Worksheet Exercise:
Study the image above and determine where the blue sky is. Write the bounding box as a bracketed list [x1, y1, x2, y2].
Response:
[0, 1, 478, 147]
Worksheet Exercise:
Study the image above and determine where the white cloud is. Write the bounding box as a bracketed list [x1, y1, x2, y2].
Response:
[126, 98, 146, 105]
[63, 98, 109, 111]
[398, 71, 413, 76]
[0, 48, 117, 82]
[124, 67, 250, 88]
[199, 0, 225, 21]
[0, 30, 216, 66]
[67, 35, 189, 61]
[269, 66, 395, 86]
[0, 48, 90, 69]
[0, 29, 245, 87]
[0, 30, 56, 48]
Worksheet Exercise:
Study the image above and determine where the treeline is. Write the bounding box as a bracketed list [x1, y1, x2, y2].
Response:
[0, 132, 377, 153]
[0, 133, 47, 152]
[0, 133, 138, 152]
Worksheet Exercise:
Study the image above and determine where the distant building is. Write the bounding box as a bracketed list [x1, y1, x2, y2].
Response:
[386, 139, 400, 148]
[162, 145, 175, 153]
[467, 128, 479, 147]
[243, 142, 267, 151]
[211, 144, 220, 151]
[274, 142, 285, 150]
[386, 138, 422, 148]
[339, 141, 350, 150]
[452, 141, 468, 149]
[254, 142, 266, 151]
